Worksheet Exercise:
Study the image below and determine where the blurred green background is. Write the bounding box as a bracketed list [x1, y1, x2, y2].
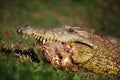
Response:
[0, 0, 120, 38]
[0, 0, 120, 80]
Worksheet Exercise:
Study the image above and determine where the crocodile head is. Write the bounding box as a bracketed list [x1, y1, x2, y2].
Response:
[17, 25, 94, 48]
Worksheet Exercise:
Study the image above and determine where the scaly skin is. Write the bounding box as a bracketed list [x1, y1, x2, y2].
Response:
[17, 25, 120, 75]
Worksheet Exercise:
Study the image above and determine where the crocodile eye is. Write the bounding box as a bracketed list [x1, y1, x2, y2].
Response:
[68, 28, 78, 34]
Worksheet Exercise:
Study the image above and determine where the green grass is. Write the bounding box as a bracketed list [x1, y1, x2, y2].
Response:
[0, 54, 70, 80]
[0, 0, 120, 36]
[0, 0, 120, 80]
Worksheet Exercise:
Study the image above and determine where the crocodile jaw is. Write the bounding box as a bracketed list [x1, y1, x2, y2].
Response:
[17, 25, 94, 48]
[17, 25, 57, 44]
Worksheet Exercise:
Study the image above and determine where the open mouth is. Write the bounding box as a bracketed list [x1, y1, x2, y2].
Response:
[17, 26, 60, 44]
[29, 34, 60, 44]
[17, 25, 95, 48]
[18, 32, 60, 44]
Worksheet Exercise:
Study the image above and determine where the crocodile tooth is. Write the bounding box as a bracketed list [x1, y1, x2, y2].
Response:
[37, 36, 40, 40]
[35, 36, 39, 40]
[33, 34, 36, 38]
[34, 34, 38, 38]
[43, 39, 46, 44]
[39, 37, 43, 42]
[35, 35, 38, 39]
[32, 34, 35, 38]
[39, 38, 42, 42]
[38, 36, 41, 40]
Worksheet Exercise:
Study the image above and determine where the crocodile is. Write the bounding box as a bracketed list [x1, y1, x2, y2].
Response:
[17, 25, 120, 75]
